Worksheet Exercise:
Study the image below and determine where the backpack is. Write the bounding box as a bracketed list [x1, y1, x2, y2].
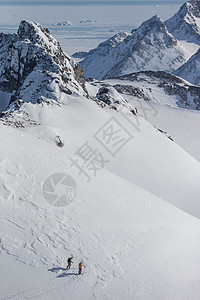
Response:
[68, 257, 72, 264]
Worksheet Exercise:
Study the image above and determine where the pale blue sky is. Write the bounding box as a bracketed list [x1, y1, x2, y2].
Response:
[0, 0, 186, 5]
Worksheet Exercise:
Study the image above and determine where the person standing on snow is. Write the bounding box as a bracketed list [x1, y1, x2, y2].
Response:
[67, 256, 73, 269]
[78, 261, 85, 274]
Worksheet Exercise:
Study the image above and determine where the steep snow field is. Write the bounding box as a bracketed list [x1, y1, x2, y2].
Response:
[143, 103, 200, 162]
[178, 39, 199, 55]
[1, 91, 200, 299]
[97, 78, 200, 161]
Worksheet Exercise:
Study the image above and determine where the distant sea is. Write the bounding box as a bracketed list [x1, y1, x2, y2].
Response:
[0, 2, 183, 54]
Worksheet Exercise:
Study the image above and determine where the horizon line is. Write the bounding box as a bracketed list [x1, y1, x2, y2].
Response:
[0, 1, 185, 6]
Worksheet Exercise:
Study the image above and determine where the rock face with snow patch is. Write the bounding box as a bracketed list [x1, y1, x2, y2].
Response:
[174, 48, 200, 86]
[0, 20, 86, 115]
[165, 0, 200, 44]
[96, 86, 137, 114]
[101, 71, 200, 110]
[79, 15, 190, 80]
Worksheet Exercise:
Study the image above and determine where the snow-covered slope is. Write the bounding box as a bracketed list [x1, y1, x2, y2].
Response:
[174, 47, 200, 86]
[165, 0, 200, 44]
[1, 20, 200, 300]
[0, 20, 86, 116]
[79, 15, 190, 80]
[1, 96, 200, 299]
[88, 75, 200, 161]
[72, 31, 131, 59]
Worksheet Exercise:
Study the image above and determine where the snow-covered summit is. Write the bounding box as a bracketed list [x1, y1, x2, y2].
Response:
[174, 47, 200, 86]
[72, 31, 130, 59]
[79, 15, 190, 80]
[0, 20, 86, 117]
[165, 0, 200, 44]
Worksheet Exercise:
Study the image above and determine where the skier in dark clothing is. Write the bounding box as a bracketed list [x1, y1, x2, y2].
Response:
[67, 256, 73, 269]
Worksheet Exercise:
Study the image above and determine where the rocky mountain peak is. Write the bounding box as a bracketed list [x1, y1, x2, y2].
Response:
[139, 15, 166, 32]
[165, 0, 200, 43]
[0, 20, 86, 118]
[18, 20, 50, 42]
[79, 14, 189, 80]
[134, 14, 177, 46]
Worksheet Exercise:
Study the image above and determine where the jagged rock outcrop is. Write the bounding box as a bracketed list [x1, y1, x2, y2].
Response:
[174, 48, 200, 86]
[0, 20, 86, 116]
[165, 0, 200, 44]
[79, 15, 190, 80]
[96, 86, 137, 114]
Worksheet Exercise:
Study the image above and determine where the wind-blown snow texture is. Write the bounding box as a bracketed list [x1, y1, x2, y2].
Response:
[79, 15, 191, 80]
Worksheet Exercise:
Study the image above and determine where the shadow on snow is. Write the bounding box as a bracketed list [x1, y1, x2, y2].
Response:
[48, 267, 67, 272]
[57, 272, 78, 278]
[48, 267, 78, 278]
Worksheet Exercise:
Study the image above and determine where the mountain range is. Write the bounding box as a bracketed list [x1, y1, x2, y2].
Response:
[74, 0, 200, 86]
[77, 15, 191, 80]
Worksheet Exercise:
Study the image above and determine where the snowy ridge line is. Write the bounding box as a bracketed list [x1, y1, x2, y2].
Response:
[96, 70, 200, 110]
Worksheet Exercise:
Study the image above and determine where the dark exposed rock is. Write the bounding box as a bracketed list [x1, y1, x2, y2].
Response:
[0, 20, 86, 117]
[96, 85, 137, 114]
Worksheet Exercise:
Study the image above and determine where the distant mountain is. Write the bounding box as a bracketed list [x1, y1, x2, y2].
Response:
[57, 21, 72, 26]
[95, 71, 200, 110]
[174, 48, 200, 86]
[165, 0, 200, 44]
[0, 20, 86, 116]
[72, 31, 131, 59]
[79, 15, 190, 80]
